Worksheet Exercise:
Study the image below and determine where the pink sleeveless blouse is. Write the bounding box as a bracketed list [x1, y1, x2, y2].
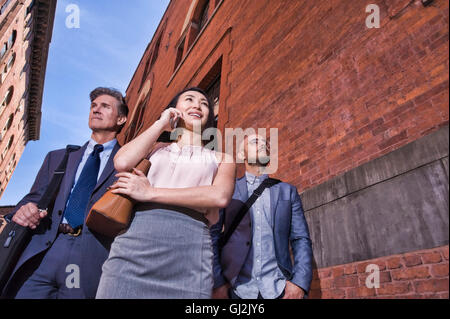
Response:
[146, 142, 220, 223]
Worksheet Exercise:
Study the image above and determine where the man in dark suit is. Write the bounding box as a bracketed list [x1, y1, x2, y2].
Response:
[211, 134, 313, 299]
[2, 87, 128, 299]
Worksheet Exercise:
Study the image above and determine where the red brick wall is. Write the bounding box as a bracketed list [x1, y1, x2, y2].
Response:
[123, 0, 449, 191]
[123, 0, 449, 299]
[309, 245, 449, 299]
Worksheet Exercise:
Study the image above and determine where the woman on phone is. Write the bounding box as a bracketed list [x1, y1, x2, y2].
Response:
[95, 87, 235, 299]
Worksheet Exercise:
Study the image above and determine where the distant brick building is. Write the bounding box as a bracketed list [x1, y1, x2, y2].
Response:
[121, 0, 449, 298]
[0, 205, 14, 233]
[0, 0, 56, 198]
[0, 204, 13, 215]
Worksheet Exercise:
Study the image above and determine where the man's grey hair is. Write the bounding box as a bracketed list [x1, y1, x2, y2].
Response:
[89, 87, 129, 117]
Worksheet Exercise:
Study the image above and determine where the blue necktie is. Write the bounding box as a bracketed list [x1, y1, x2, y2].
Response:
[64, 144, 104, 228]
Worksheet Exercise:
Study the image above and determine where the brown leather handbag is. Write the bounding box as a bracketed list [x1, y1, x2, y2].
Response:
[85, 159, 151, 237]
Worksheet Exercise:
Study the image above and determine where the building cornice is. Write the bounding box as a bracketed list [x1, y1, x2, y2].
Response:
[26, 0, 56, 141]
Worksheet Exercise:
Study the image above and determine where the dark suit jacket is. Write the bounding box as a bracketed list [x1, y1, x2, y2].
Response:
[210, 175, 313, 295]
[3, 141, 120, 298]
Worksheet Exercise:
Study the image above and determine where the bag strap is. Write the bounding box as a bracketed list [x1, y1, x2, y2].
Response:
[36, 145, 80, 218]
[218, 177, 281, 248]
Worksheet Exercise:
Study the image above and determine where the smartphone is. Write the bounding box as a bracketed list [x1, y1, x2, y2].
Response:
[170, 117, 179, 129]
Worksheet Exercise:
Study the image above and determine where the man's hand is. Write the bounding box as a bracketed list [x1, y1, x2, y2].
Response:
[281, 280, 305, 299]
[11, 203, 47, 230]
[212, 283, 230, 299]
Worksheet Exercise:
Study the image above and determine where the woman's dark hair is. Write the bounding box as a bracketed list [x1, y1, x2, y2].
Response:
[157, 87, 216, 143]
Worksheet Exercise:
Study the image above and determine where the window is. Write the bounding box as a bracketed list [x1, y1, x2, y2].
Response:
[206, 75, 220, 127]
[0, 0, 12, 15]
[0, 113, 12, 142]
[150, 33, 162, 70]
[0, 30, 17, 61]
[6, 153, 16, 179]
[8, 30, 16, 48]
[1, 134, 14, 160]
[1, 66, 5, 84]
[6, 135, 13, 149]
[3, 113, 13, 131]
[185, 0, 211, 49]
[25, 10, 33, 27]
[139, 36, 161, 91]
[23, 25, 32, 41]
[140, 59, 151, 90]
[199, 57, 222, 128]
[1, 52, 15, 83]
[0, 43, 6, 59]
[124, 99, 147, 143]
[174, 37, 185, 71]
[20, 61, 29, 79]
[198, 0, 210, 31]
[26, 0, 35, 16]
[172, 0, 222, 78]
[3, 86, 13, 104]
[1, 86, 14, 116]
[133, 102, 147, 138]
[6, 52, 15, 69]
[195, 57, 222, 149]
[139, 22, 165, 91]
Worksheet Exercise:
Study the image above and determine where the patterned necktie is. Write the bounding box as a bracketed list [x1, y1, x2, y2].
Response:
[63, 144, 104, 228]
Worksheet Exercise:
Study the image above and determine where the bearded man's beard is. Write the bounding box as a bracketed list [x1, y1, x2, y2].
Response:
[247, 154, 270, 167]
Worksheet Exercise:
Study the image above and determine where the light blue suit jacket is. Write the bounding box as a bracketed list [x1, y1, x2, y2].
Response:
[210, 175, 313, 295]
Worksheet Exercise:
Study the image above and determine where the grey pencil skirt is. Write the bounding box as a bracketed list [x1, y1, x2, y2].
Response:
[95, 207, 213, 299]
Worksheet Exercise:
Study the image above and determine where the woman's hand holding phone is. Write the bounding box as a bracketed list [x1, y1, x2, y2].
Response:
[159, 107, 182, 132]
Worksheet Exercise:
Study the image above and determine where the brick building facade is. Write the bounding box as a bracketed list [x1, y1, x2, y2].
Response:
[0, 0, 56, 199]
[121, 0, 448, 298]
[0, 204, 14, 233]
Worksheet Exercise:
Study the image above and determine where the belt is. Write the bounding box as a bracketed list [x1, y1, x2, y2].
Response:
[58, 223, 82, 237]
[135, 203, 209, 225]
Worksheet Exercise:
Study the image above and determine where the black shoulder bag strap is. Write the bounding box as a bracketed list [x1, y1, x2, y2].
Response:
[36, 145, 81, 213]
[218, 178, 281, 249]
[0, 145, 80, 296]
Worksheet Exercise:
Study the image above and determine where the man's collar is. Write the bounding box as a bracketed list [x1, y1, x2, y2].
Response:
[245, 171, 269, 184]
[87, 138, 117, 152]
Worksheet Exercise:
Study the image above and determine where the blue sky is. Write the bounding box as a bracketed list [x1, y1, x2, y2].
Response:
[0, 0, 170, 205]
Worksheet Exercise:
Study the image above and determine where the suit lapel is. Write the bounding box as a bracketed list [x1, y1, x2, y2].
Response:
[59, 142, 88, 206]
[92, 142, 120, 194]
[270, 182, 281, 227]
